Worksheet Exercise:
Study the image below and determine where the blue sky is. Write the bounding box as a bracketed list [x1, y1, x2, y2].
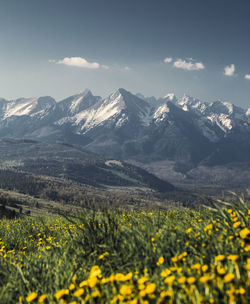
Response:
[0, 0, 250, 107]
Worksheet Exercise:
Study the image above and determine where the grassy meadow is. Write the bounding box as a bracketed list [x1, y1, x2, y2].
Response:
[0, 200, 249, 304]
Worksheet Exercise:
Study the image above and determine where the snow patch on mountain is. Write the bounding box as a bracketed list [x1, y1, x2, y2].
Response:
[3, 97, 55, 119]
[73, 91, 126, 132]
[176, 95, 207, 113]
[207, 114, 232, 131]
[154, 104, 170, 122]
[163, 93, 176, 101]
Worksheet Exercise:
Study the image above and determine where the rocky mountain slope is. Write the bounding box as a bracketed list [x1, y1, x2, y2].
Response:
[1, 88, 250, 190]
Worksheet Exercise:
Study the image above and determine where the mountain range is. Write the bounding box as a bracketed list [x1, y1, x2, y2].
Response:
[1, 88, 250, 191]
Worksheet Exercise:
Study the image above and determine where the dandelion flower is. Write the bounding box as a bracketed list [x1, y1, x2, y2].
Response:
[26, 292, 38, 302]
[54, 289, 69, 300]
[240, 227, 250, 239]
[223, 273, 235, 283]
[187, 277, 196, 284]
[145, 283, 156, 294]
[157, 256, 164, 265]
[38, 294, 47, 303]
[215, 255, 225, 262]
[73, 288, 84, 297]
[227, 255, 239, 261]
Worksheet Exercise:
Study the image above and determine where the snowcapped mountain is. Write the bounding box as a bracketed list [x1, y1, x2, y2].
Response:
[0, 96, 56, 119]
[174, 95, 249, 133]
[55, 88, 151, 137]
[0, 88, 250, 167]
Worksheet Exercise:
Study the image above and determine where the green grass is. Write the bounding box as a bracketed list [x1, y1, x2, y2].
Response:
[0, 200, 249, 303]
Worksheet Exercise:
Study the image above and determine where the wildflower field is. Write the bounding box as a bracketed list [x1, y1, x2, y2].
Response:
[0, 200, 249, 304]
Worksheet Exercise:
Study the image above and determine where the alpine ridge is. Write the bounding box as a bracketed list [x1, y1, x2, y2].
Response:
[1, 88, 250, 182]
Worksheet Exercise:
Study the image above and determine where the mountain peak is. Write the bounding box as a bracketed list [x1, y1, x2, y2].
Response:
[117, 88, 132, 96]
[77, 88, 93, 97]
[163, 93, 176, 101]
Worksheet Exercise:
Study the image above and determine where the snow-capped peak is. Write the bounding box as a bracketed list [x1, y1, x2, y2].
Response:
[208, 100, 234, 115]
[57, 89, 100, 115]
[3, 96, 56, 118]
[154, 103, 170, 122]
[176, 94, 207, 113]
[77, 88, 92, 97]
[163, 93, 176, 101]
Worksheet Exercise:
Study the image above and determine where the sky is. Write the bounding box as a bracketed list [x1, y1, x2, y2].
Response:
[0, 0, 250, 107]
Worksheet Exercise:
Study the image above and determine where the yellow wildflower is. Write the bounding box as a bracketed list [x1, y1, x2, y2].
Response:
[88, 276, 98, 288]
[178, 276, 186, 284]
[233, 221, 241, 228]
[54, 289, 69, 299]
[217, 265, 226, 275]
[227, 254, 239, 261]
[171, 256, 178, 263]
[145, 283, 156, 294]
[139, 290, 146, 298]
[92, 290, 101, 297]
[115, 273, 126, 281]
[223, 273, 235, 283]
[187, 277, 196, 284]
[240, 227, 250, 239]
[204, 223, 213, 232]
[236, 287, 245, 295]
[164, 275, 175, 285]
[161, 268, 171, 277]
[215, 254, 225, 262]
[90, 265, 101, 277]
[73, 288, 84, 297]
[120, 285, 132, 296]
[191, 263, 201, 270]
[26, 292, 38, 302]
[157, 256, 164, 265]
[38, 294, 47, 303]
[69, 283, 75, 290]
[79, 280, 88, 287]
[138, 277, 148, 284]
[160, 290, 172, 298]
[200, 275, 212, 284]
[202, 265, 208, 272]
[244, 244, 250, 251]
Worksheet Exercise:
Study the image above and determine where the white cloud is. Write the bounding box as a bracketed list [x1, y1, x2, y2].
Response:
[245, 74, 250, 80]
[124, 66, 131, 71]
[224, 64, 235, 76]
[173, 59, 205, 71]
[164, 57, 173, 63]
[56, 57, 100, 69]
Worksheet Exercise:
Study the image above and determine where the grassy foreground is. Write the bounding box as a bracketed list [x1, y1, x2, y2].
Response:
[0, 201, 249, 304]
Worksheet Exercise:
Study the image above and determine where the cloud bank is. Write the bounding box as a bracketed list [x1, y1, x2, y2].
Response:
[224, 64, 235, 76]
[245, 74, 250, 80]
[56, 57, 100, 69]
